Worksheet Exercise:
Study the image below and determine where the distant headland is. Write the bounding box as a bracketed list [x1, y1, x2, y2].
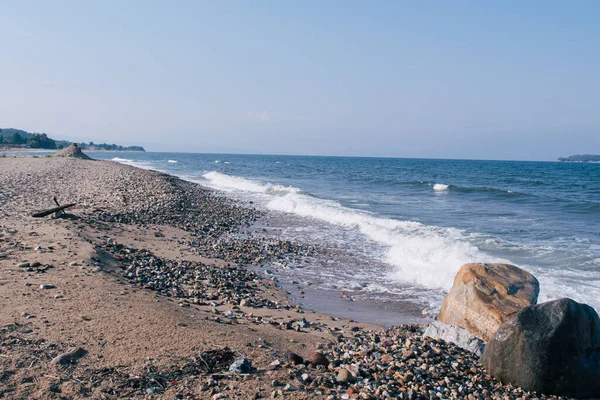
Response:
[558, 154, 600, 163]
[0, 128, 145, 152]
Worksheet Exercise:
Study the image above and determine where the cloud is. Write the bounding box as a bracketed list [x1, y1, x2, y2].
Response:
[246, 110, 271, 122]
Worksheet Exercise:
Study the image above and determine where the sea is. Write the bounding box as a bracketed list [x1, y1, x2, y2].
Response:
[20, 151, 600, 325]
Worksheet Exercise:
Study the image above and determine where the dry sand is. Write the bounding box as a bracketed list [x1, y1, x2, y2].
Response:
[0, 156, 374, 399]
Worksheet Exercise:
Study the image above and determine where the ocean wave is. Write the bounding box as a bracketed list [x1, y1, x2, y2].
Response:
[202, 171, 301, 195]
[168, 159, 177, 163]
[432, 183, 449, 191]
[111, 157, 133, 163]
[195, 170, 600, 311]
[202, 171, 505, 290]
[110, 157, 156, 170]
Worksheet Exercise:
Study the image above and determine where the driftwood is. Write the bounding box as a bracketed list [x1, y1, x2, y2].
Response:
[32, 203, 76, 218]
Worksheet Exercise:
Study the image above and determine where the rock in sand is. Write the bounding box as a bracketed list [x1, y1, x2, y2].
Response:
[423, 320, 484, 356]
[437, 263, 539, 341]
[54, 143, 93, 160]
[482, 298, 600, 398]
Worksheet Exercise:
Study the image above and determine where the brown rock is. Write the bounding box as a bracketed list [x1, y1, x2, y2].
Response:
[336, 368, 354, 383]
[381, 354, 394, 362]
[437, 263, 539, 341]
[305, 351, 329, 367]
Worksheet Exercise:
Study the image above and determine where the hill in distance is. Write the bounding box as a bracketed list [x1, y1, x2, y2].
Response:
[558, 154, 600, 163]
[0, 128, 144, 151]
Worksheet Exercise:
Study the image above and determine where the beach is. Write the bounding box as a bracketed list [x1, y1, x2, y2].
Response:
[0, 156, 571, 399]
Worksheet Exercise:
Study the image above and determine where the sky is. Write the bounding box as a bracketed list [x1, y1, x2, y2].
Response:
[1, 1, 599, 160]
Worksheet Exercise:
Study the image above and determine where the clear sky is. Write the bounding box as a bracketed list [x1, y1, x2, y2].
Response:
[1, 1, 599, 160]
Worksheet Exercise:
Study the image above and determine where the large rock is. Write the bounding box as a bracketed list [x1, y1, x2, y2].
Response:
[54, 143, 92, 160]
[424, 320, 484, 356]
[482, 298, 600, 398]
[437, 263, 539, 341]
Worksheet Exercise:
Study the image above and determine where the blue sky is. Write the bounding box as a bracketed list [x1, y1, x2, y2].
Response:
[1, 1, 599, 160]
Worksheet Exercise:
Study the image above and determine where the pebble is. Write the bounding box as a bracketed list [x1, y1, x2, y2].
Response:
[305, 351, 329, 367]
[228, 357, 253, 374]
[39, 284, 55, 289]
[146, 387, 163, 394]
[336, 368, 354, 383]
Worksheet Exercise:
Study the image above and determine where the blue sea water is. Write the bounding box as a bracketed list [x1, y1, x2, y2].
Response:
[85, 152, 600, 316]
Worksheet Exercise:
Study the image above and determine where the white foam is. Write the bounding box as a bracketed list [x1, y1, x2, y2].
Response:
[110, 157, 157, 170]
[168, 159, 177, 163]
[199, 171, 600, 311]
[203, 171, 301, 195]
[433, 183, 450, 191]
[202, 171, 503, 291]
[224, 161, 231, 164]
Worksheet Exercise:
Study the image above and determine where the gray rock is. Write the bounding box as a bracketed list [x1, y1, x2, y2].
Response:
[424, 320, 484, 357]
[146, 387, 163, 394]
[482, 298, 600, 398]
[228, 357, 252, 374]
[39, 284, 55, 289]
[286, 351, 304, 365]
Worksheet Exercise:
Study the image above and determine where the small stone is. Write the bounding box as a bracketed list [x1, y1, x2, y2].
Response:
[17, 262, 30, 268]
[283, 384, 296, 392]
[336, 368, 355, 383]
[381, 354, 394, 362]
[228, 357, 252, 374]
[305, 351, 329, 367]
[286, 351, 304, 365]
[266, 360, 281, 371]
[40, 284, 55, 289]
[146, 387, 163, 394]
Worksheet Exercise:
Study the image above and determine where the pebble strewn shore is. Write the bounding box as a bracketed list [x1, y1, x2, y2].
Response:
[0, 157, 575, 399]
[101, 239, 284, 310]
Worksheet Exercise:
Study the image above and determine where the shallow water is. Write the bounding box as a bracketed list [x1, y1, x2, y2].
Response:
[91, 152, 600, 319]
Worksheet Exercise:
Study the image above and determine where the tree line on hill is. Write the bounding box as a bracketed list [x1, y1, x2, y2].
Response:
[0, 128, 144, 151]
[558, 154, 600, 162]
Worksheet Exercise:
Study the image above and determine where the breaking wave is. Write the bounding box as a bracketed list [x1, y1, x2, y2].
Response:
[202, 171, 505, 290]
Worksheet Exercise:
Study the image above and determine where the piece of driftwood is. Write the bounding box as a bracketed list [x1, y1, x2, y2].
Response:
[53, 196, 65, 216]
[32, 203, 76, 218]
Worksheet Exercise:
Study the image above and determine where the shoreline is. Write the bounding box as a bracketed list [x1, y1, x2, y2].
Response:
[0, 156, 567, 399]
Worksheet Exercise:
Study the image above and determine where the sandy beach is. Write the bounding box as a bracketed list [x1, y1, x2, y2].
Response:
[0, 156, 569, 399]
